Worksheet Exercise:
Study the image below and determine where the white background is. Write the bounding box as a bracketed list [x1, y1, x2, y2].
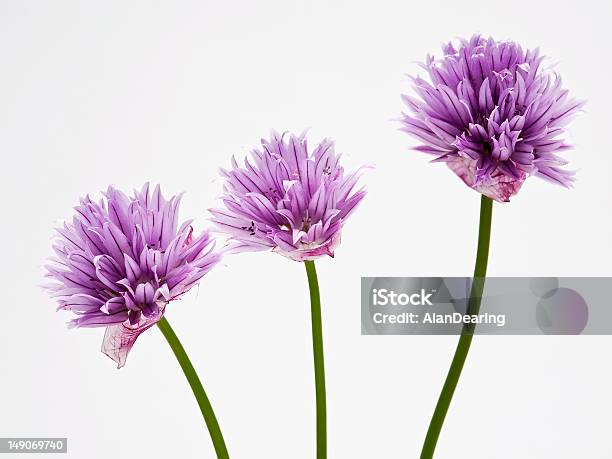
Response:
[1, 1, 610, 458]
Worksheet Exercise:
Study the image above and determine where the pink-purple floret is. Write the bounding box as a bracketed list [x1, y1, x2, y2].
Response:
[210, 131, 367, 261]
[401, 35, 583, 202]
[44, 183, 219, 367]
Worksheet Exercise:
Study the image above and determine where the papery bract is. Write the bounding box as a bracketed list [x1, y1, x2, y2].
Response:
[44, 183, 220, 367]
[210, 131, 367, 261]
[401, 35, 583, 202]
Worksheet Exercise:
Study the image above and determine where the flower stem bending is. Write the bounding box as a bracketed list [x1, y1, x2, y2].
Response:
[157, 316, 230, 459]
[420, 195, 493, 459]
[305, 260, 327, 459]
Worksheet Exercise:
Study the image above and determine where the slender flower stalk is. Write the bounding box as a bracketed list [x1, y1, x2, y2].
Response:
[43, 183, 229, 458]
[157, 317, 229, 459]
[210, 131, 368, 458]
[420, 195, 492, 458]
[305, 260, 326, 457]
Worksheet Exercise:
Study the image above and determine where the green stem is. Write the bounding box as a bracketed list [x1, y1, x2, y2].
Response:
[157, 316, 230, 459]
[305, 260, 327, 459]
[420, 194, 493, 459]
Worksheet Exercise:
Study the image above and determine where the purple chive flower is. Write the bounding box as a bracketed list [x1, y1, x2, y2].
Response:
[401, 35, 583, 202]
[44, 183, 220, 368]
[210, 131, 368, 261]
